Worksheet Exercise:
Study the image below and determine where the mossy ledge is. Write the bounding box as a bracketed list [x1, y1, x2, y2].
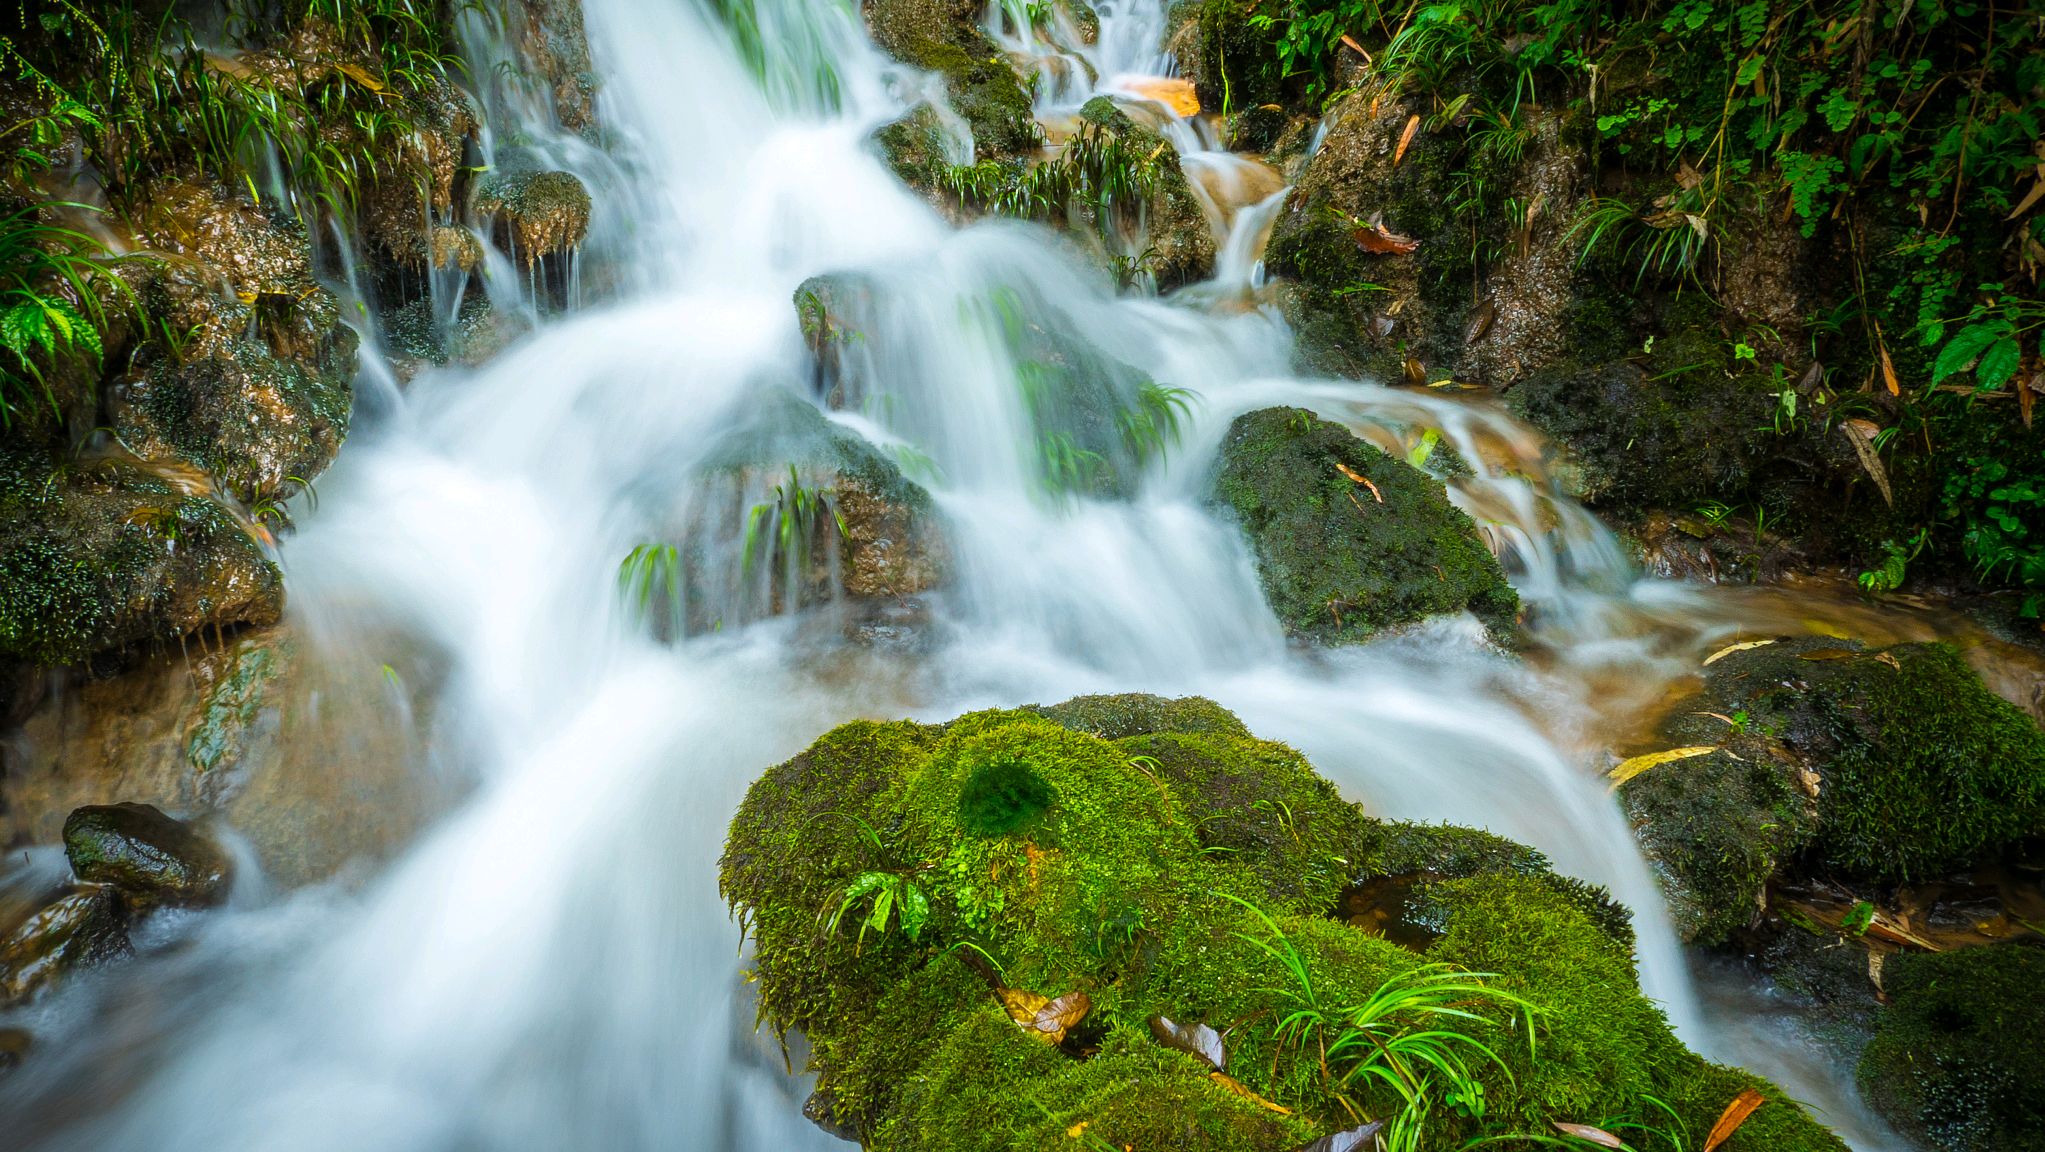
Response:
[721, 693, 1843, 1151]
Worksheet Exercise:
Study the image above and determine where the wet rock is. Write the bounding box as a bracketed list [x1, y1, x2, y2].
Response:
[1621, 637, 2045, 944]
[0, 446, 283, 668]
[63, 803, 232, 907]
[1190, 0, 1288, 113]
[1264, 93, 1468, 380]
[1857, 943, 2045, 1152]
[1076, 96, 1215, 289]
[865, 0, 1039, 157]
[794, 273, 877, 405]
[384, 294, 527, 381]
[0, 1026, 29, 1073]
[117, 182, 358, 502]
[476, 169, 592, 266]
[1226, 104, 1291, 153]
[1208, 407, 1518, 645]
[0, 885, 128, 1006]
[722, 694, 1845, 1152]
[507, 0, 601, 135]
[2, 625, 445, 889]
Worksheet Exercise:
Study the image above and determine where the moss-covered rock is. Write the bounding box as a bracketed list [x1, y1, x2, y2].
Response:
[475, 168, 592, 265]
[1620, 637, 2045, 943]
[1191, 0, 1288, 112]
[62, 802, 233, 908]
[0, 446, 283, 667]
[865, 0, 1039, 158]
[1857, 943, 2045, 1152]
[722, 694, 1846, 1151]
[1208, 407, 1518, 645]
[1075, 96, 1215, 290]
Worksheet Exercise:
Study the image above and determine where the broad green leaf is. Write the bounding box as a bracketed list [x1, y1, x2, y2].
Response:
[1934, 321, 2010, 384]
[1977, 337, 2022, 390]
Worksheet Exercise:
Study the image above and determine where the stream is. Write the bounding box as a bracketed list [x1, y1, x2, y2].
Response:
[0, 0, 1990, 1147]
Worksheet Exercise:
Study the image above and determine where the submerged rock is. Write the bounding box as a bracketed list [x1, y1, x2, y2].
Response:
[63, 803, 232, 908]
[0, 1026, 28, 1073]
[1857, 943, 2045, 1152]
[1208, 407, 1518, 645]
[1620, 637, 2045, 945]
[722, 694, 1842, 1151]
[0, 885, 128, 1007]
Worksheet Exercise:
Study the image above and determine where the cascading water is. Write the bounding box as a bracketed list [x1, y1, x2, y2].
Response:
[0, 0, 1915, 1148]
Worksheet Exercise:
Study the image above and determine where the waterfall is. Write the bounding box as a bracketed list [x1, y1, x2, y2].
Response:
[0, 0, 1906, 1149]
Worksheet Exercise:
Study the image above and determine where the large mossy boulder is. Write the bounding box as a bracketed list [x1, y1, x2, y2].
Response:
[1620, 637, 2045, 945]
[1208, 407, 1517, 645]
[1857, 942, 2045, 1152]
[722, 694, 1845, 1151]
[0, 446, 283, 668]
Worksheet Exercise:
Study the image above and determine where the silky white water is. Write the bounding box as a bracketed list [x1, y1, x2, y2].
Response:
[0, 0, 1906, 1148]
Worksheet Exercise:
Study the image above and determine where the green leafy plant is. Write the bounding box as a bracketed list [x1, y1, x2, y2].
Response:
[828, 869, 933, 949]
[0, 204, 131, 426]
[742, 465, 848, 581]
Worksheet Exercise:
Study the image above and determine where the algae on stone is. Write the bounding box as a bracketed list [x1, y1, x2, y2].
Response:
[722, 693, 1846, 1151]
[1208, 406, 1518, 645]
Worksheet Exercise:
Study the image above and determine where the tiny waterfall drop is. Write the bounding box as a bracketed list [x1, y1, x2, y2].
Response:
[0, 0, 1910, 1149]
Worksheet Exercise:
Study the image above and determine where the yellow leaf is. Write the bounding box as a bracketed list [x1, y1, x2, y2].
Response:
[1878, 342, 1901, 396]
[1703, 639, 1774, 665]
[334, 62, 387, 92]
[1209, 1073, 1292, 1115]
[1703, 1088, 1767, 1152]
[1608, 746, 1717, 788]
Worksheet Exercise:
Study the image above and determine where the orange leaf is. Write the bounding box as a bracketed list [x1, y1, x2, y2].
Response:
[1552, 1122, 1625, 1148]
[1703, 1088, 1766, 1152]
[1335, 462, 1370, 485]
[1878, 342, 1901, 396]
[1394, 115, 1420, 167]
[1338, 33, 1369, 61]
[1353, 223, 1420, 255]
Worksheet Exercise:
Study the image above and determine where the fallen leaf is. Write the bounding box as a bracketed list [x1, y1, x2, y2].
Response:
[1839, 419, 1893, 506]
[1148, 1016, 1225, 1072]
[334, 61, 387, 92]
[1798, 647, 1859, 661]
[1335, 462, 1370, 485]
[1362, 477, 1383, 502]
[1402, 356, 1427, 385]
[1874, 651, 1902, 671]
[1353, 222, 1420, 255]
[1210, 1073, 1292, 1115]
[1797, 360, 1825, 393]
[1338, 33, 1369, 61]
[1464, 299, 1497, 345]
[1552, 1122, 1626, 1148]
[1608, 746, 1717, 788]
[1296, 1120, 1385, 1152]
[1394, 115, 1420, 167]
[1878, 342, 1901, 396]
[1704, 639, 1775, 665]
[1703, 1091, 1766, 1152]
[1676, 160, 1704, 190]
[2008, 177, 2045, 221]
[1693, 711, 1738, 725]
[1032, 991, 1091, 1042]
[997, 986, 1048, 1026]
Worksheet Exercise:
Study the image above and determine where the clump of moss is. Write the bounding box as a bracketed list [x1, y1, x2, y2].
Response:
[864, 0, 1039, 158]
[1857, 943, 2045, 1152]
[722, 693, 1845, 1151]
[1209, 407, 1518, 645]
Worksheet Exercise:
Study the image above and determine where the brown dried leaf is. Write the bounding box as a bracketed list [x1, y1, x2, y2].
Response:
[1552, 1122, 1626, 1148]
[1394, 115, 1420, 168]
[1353, 222, 1420, 255]
[1703, 1088, 1767, 1152]
[1296, 1120, 1385, 1152]
[1402, 356, 1427, 385]
[334, 61, 387, 93]
[1209, 1073, 1293, 1115]
[1797, 359, 1825, 393]
[1677, 160, 1705, 190]
[1878, 342, 1901, 396]
[1338, 33, 1369, 61]
[1839, 419, 1893, 506]
[996, 986, 1048, 1027]
[1874, 651, 1902, 671]
[1464, 299, 1497, 345]
[2007, 177, 2045, 221]
[1148, 1016, 1225, 1071]
[1335, 462, 1370, 485]
[1030, 991, 1091, 1042]
[1608, 746, 1717, 788]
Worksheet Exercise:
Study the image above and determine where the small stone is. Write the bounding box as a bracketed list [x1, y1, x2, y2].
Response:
[0, 886, 130, 1006]
[63, 803, 233, 907]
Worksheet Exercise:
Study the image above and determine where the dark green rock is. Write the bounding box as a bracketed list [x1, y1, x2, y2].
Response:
[1208, 407, 1518, 645]
[1858, 943, 2045, 1152]
[0, 885, 130, 1006]
[63, 803, 234, 907]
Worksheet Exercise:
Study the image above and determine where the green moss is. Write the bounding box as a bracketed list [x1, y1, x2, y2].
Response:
[865, 0, 1038, 159]
[723, 695, 1845, 1151]
[1858, 943, 2045, 1152]
[1208, 407, 1519, 645]
[1026, 692, 1251, 740]
[1194, 0, 1288, 111]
